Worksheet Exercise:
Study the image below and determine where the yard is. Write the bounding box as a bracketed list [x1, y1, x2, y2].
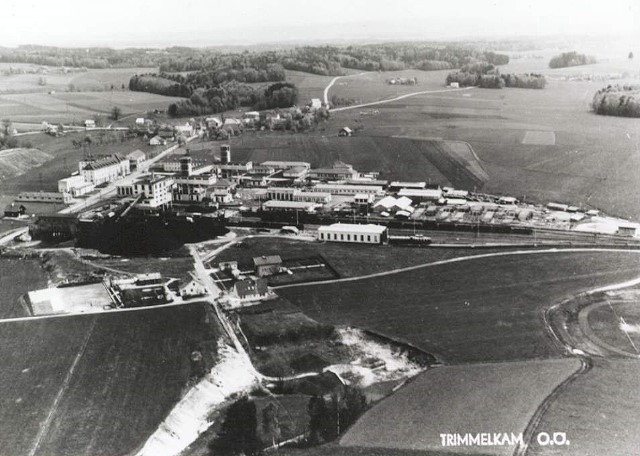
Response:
[0, 257, 49, 318]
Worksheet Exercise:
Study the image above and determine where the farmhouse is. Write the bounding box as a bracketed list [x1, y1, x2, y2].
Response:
[253, 255, 282, 277]
[206, 117, 222, 128]
[3, 203, 26, 217]
[79, 154, 130, 186]
[179, 274, 207, 298]
[149, 135, 167, 146]
[84, 119, 96, 128]
[310, 98, 322, 110]
[318, 223, 388, 244]
[232, 277, 268, 300]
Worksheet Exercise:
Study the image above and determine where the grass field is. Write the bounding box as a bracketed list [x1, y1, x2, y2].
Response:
[279, 250, 640, 363]
[285, 70, 336, 103]
[340, 358, 581, 455]
[0, 90, 184, 124]
[323, 65, 640, 219]
[212, 237, 510, 280]
[0, 257, 49, 318]
[0, 147, 53, 180]
[0, 303, 220, 456]
[226, 134, 487, 190]
[0, 65, 157, 94]
[527, 358, 640, 456]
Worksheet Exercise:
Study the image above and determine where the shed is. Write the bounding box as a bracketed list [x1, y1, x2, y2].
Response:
[338, 127, 353, 137]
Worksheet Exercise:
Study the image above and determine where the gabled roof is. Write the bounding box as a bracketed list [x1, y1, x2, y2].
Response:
[127, 149, 146, 160]
[253, 255, 282, 267]
[234, 277, 268, 298]
[82, 154, 127, 171]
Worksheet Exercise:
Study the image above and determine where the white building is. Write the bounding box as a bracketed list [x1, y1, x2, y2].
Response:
[79, 154, 130, 186]
[149, 135, 167, 146]
[126, 149, 146, 170]
[318, 223, 388, 244]
[397, 188, 443, 201]
[266, 187, 331, 204]
[16, 191, 73, 204]
[262, 200, 320, 213]
[312, 183, 384, 196]
[261, 161, 311, 170]
[116, 174, 174, 209]
[175, 123, 194, 136]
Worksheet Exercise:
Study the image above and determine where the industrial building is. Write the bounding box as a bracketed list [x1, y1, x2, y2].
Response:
[311, 183, 384, 196]
[318, 223, 388, 244]
[261, 200, 320, 213]
[266, 187, 332, 203]
[79, 154, 130, 186]
[308, 162, 358, 181]
[116, 173, 174, 209]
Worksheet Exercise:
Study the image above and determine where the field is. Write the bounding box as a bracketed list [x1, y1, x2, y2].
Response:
[0, 147, 53, 180]
[279, 250, 640, 363]
[340, 358, 581, 455]
[527, 358, 640, 456]
[0, 303, 220, 456]
[0, 65, 158, 94]
[0, 257, 49, 318]
[319, 63, 640, 219]
[0, 90, 184, 125]
[285, 70, 336, 103]
[226, 135, 487, 190]
[585, 300, 640, 356]
[212, 237, 511, 280]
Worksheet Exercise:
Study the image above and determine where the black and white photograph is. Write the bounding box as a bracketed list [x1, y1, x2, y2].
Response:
[0, 1, 639, 455]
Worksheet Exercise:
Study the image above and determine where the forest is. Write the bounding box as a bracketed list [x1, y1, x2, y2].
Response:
[592, 84, 640, 118]
[548, 51, 596, 69]
[446, 62, 546, 89]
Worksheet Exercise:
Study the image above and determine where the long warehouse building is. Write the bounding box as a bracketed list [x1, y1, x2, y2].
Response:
[317, 223, 388, 244]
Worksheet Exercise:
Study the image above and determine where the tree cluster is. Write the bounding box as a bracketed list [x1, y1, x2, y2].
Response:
[548, 51, 596, 69]
[307, 387, 369, 444]
[592, 84, 640, 118]
[446, 70, 546, 89]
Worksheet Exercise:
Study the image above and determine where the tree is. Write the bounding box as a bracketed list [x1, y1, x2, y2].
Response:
[260, 402, 281, 448]
[630, 52, 635, 60]
[2, 118, 12, 136]
[210, 396, 260, 456]
[111, 106, 122, 121]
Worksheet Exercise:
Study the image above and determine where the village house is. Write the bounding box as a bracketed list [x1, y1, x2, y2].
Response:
[253, 255, 282, 277]
[232, 277, 268, 300]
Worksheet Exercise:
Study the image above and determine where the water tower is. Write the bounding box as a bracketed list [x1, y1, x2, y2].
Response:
[220, 144, 231, 164]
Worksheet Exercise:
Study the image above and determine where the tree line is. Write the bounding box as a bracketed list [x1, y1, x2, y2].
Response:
[446, 63, 546, 89]
[592, 84, 640, 118]
[209, 386, 369, 455]
[548, 51, 596, 69]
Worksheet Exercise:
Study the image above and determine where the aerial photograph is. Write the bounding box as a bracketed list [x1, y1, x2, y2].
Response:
[0, 0, 639, 455]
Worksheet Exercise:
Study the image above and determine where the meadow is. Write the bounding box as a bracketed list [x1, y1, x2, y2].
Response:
[227, 134, 487, 190]
[212, 237, 509, 279]
[0, 257, 49, 318]
[527, 358, 640, 456]
[340, 358, 581, 455]
[0, 90, 184, 124]
[0, 303, 219, 456]
[322, 64, 640, 219]
[279, 250, 640, 363]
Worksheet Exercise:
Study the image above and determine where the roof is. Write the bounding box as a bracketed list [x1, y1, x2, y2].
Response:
[340, 127, 353, 133]
[127, 149, 146, 160]
[398, 188, 443, 199]
[234, 278, 268, 298]
[394, 196, 413, 210]
[150, 135, 165, 142]
[82, 154, 127, 171]
[318, 223, 387, 235]
[262, 200, 318, 209]
[389, 181, 427, 189]
[253, 255, 282, 266]
[374, 196, 397, 209]
[261, 161, 311, 169]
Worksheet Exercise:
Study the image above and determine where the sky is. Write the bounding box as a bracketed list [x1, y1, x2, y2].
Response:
[2, 0, 639, 48]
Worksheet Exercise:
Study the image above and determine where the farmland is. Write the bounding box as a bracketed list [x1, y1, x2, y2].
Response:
[279, 250, 640, 363]
[0, 65, 157, 94]
[340, 358, 581, 455]
[527, 358, 640, 456]
[226, 135, 487, 190]
[0, 90, 184, 125]
[0, 257, 49, 318]
[211, 237, 511, 279]
[319, 63, 640, 219]
[0, 303, 220, 456]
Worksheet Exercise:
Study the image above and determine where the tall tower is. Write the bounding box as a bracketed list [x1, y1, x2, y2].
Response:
[220, 144, 231, 164]
[179, 156, 193, 177]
